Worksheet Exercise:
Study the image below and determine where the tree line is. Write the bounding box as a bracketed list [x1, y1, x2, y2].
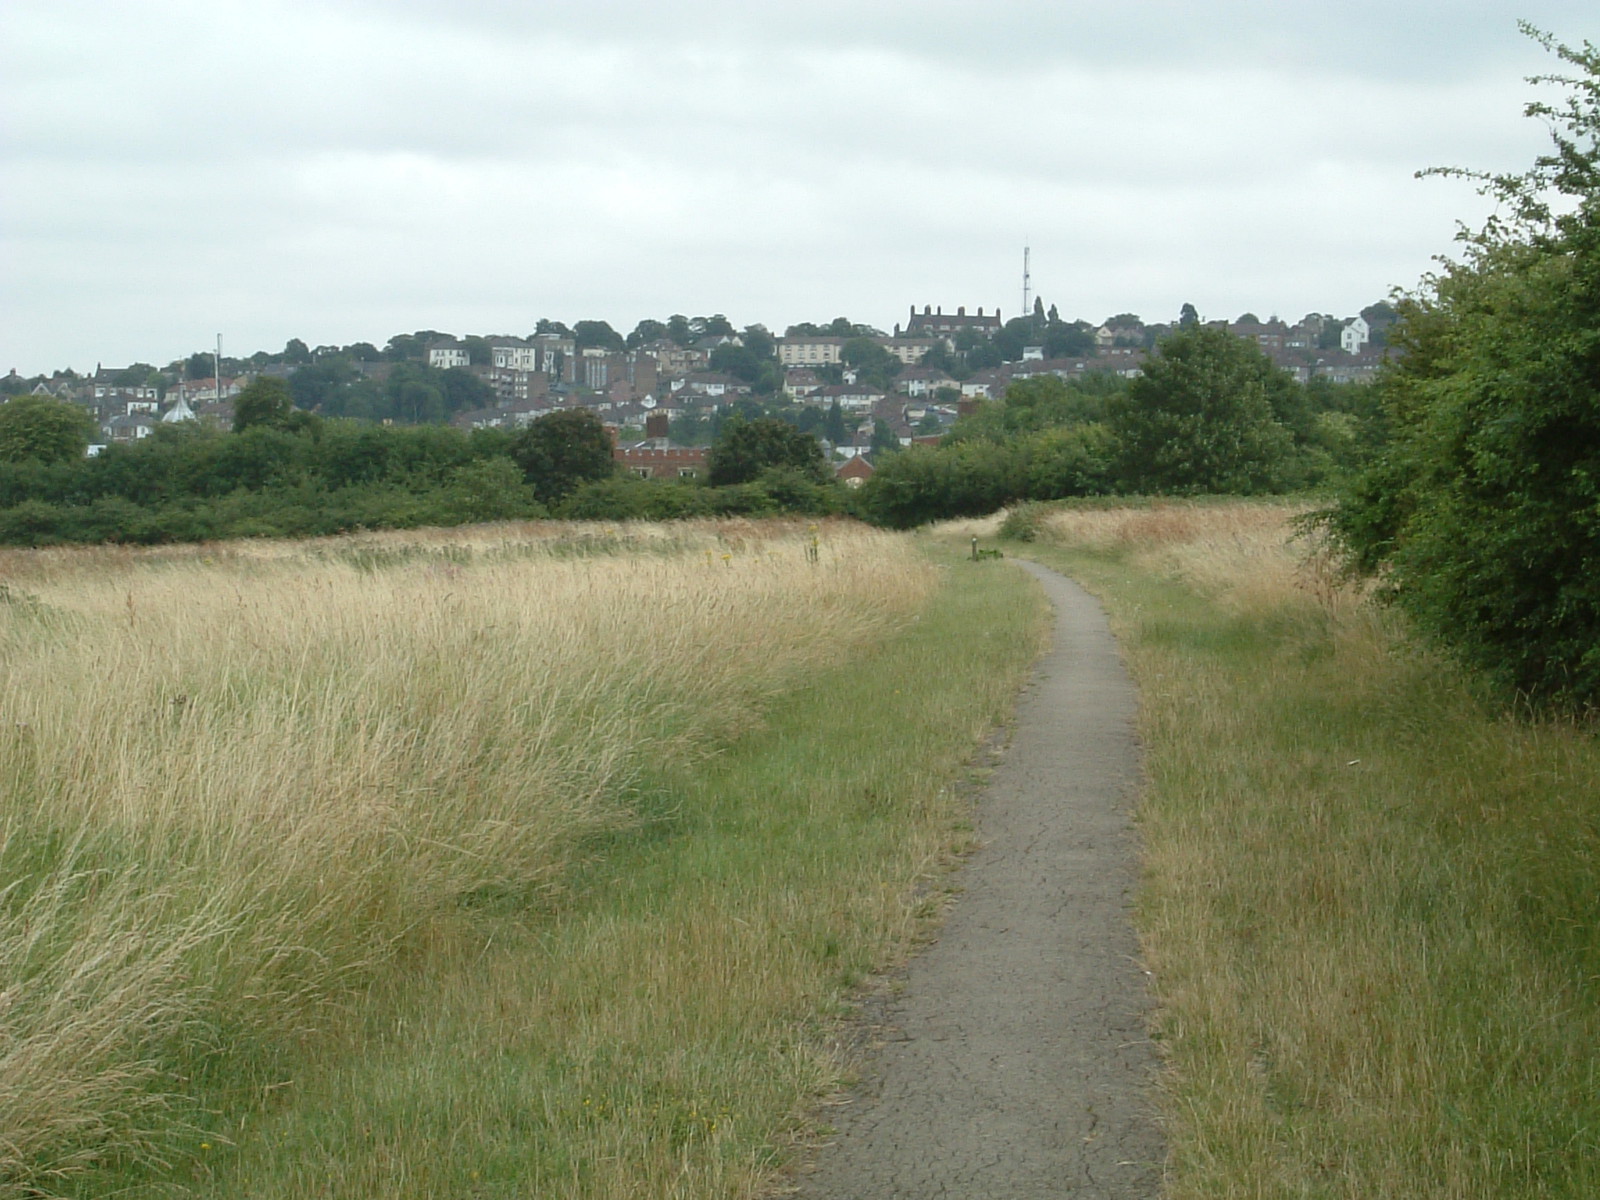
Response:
[0, 379, 864, 544]
[1, 322, 1376, 547]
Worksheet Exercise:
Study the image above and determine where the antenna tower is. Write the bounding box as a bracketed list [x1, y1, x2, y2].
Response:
[1021, 245, 1032, 318]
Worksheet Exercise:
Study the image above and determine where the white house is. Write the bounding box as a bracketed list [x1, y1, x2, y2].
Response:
[1341, 316, 1371, 355]
[895, 367, 955, 398]
[491, 339, 538, 371]
[428, 340, 470, 369]
[814, 383, 885, 412]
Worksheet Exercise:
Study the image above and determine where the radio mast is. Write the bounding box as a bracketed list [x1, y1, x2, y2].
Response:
[1021, 244, 1032, 319]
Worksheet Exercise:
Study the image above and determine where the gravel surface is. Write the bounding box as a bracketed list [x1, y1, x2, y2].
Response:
[787, 561, 1164, 1199]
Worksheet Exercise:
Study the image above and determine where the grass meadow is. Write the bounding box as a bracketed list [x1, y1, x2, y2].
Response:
[966, 500, 1600, 1199]
[16, 499, 1596, 1199]
[0, 518, 1046, 1197]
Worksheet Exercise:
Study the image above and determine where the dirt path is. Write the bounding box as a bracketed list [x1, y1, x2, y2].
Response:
[788, 561, 1164, 1199]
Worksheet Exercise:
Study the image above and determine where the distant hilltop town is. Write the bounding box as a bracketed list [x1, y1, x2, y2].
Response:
[4, 301, 1395, 452]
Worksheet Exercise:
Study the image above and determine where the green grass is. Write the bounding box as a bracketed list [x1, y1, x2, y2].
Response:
[1014, 508, 1600, 1199]
[63, 545, 1045, 1199]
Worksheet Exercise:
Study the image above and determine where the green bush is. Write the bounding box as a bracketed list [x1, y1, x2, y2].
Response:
[1323, 28, 1600, 710]
[0, 500, 67, 546]
[858, 441, 1025, 529]
[559, 476, 713, 521]
[997, 502, 1048, 543]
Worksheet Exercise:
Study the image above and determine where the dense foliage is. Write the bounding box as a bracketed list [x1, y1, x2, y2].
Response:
[1107, 325, 1299, 494]
[705, 416, 828, 486]
[1323, 28, 1600, 710]
[0, 395, 98, 465]
[858, 349, 1359, 528]
[0, 405, 857, 545]
[508, 408, 616, 505]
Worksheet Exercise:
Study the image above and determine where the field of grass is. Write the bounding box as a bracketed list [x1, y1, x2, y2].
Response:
[967, 500, 1600, 1198]
[0, 519, 1045, 1198]
[21, 497, 1593, 1198]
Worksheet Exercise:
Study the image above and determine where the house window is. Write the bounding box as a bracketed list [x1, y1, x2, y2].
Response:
[678, 468, 697, 478]
[632, 467, 652, 478]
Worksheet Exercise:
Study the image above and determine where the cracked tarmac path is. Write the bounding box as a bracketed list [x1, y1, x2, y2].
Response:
[788, 561, 1164, 1199]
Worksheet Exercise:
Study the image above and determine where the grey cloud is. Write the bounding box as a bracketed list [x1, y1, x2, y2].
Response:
[335, 0, 1593, 80]
[3, 0, 1593, 371]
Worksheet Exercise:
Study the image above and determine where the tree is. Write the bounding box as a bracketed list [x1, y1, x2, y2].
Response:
[965, 339, 1004, 371]
[1179, 302, 1200, 327]
[572, 320, 625, 354]
[232, 376, 296, 432]
[706, 416, 827, 487]
[1043, 320, 1095, 359]
[824, 399, 847, 445]
[709, 342, 761, 382]
[0, 396, 97, 464]
[114, 362, 160, 387]
[921, 338, 957, 374]
[1023, 423, 1117, 498]
[696, 314, 735, 338]
[1359, 300, 1400, 347]
[283, 338, 312, 365]
[1008, 375, 1117, 432]
[1324, 26, 1600, 709]
[440, 367, 494, 414]
[740, 324, 776, 361]
[185, 352, 214, 381]
[509, 408, 616, 505]
[383, 331, 448, 361]
[627, 318, 668, 349]
[840, 337, 900, 389]
[992, 317, 1036, 362]
[289, 358, 359, 411]
[1107, 324, 1295, 494]
[870, 418, 901, 457]
[809, 316, 882, 339]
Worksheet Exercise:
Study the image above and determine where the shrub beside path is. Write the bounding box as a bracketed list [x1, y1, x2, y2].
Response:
[789, 561, 1164, 1198]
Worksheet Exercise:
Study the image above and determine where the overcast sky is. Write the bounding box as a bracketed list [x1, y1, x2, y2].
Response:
[3, 1, 1594, 375]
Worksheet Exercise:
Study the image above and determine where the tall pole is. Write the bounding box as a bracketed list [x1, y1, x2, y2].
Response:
[214, 333, 222, 401]
[1022, 245, 1032, 320]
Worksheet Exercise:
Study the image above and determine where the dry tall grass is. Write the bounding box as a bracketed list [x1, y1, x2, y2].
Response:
[0, 519, 934, 1193]
[1039, 502, 1359, 614]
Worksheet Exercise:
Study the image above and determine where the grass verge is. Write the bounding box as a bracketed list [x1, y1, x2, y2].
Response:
[964, 500, 1600, 1199]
